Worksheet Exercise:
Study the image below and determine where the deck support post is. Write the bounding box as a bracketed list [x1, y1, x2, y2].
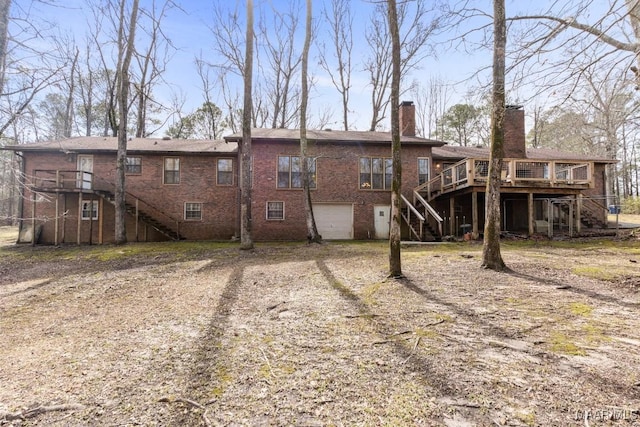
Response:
[576, 194, 582, 234]
[54, 193, 59, 246]
[472, 190, 479, 239]
[135, 198, 139, 242]
[77, 192, 82, 245]
[449, 196, 455, 235]
[528, 192, 534, 236]
[98, 198, 104, 244]
[31, 192, 36, 246]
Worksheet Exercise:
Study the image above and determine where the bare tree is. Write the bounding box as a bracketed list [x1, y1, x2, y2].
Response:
[481, 0, 507, 271]
[114, 0, 140, 245]
[365, 1, 440, 131]
[300, 0, 321, 243]
[387, 0, 403, 278]
[133, 0, 176, 138]
[0, 0, 10, 93]
[507, 1, 640, 97]
[240, 0, 254, 250]
[0, 1, 70, 139]
[411, 75, 451, 138]
[318, 0, 353, 131]
[259, 1, 303, 129]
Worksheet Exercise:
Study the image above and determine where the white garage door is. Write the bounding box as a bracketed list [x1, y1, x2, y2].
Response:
[314, 204, 353, 240]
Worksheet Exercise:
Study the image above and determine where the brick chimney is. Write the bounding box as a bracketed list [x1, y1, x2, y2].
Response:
[399, 101, 416, 137]
[504, 105, 526, 158]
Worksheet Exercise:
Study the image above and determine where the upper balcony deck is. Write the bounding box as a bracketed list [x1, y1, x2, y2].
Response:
[417, 158, 593, 201]
[27, 169, 96, 193]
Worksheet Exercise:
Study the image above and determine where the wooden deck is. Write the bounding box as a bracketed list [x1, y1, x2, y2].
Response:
[417, 158, 594, 201]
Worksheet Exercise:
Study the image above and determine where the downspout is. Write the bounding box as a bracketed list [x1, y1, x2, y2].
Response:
[15, 151, 24, 241]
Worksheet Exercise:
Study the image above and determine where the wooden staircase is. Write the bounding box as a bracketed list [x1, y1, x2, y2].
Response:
[581, 198, 608, 229]
[95, 189, 183, 241]
[401, 193, 443, 242]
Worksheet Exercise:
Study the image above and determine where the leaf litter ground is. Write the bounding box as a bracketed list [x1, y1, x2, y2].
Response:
[0, 229, 639, 426]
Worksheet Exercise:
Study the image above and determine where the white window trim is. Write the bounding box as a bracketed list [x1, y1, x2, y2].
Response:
[184, 202, 202, 221]
[217, 158, 234, 186]
[418, 157, 431, 185]
[164, 157, 180, 185]
[125, 156, 142, 174]
[266, 201, 285, 220]
[81, 200, 99, 220]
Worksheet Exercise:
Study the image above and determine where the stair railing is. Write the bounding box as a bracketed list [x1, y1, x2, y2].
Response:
[413, 190, 443, 237]
[92, 176, 183, 239]
[400, 194, 425, 241]
[582, 197, 609, 228]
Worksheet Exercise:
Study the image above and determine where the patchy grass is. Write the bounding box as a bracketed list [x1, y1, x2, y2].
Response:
[1, 238, 639, 425]
[569, 302, 594, 317]
[572, 266, 621, 281]
[549, 332, 587, 356]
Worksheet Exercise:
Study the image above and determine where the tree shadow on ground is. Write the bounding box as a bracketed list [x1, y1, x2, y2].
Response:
[506, 270, 639, 309]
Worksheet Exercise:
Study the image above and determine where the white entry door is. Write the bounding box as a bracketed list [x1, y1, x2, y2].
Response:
[374, 205, 391, 239]
[77, 155, 93, 190]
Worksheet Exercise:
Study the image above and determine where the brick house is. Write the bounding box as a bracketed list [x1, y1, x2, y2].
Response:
[3, 103, 614, 244]
[7, 138, 239, 244]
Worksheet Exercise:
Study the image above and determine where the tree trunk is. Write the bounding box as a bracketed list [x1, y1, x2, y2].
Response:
[387, 0, 403, 278]
[0, 0, 10, 95]
[300, 0, 321, 243]
[240, 0, 254, 250]
[64, 48, 79, 138]
[481, 0, 507, 271]
[114, 0, 140, 245]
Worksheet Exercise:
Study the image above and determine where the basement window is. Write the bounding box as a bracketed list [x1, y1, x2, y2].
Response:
[266, 201, 284, 220]
[81, 200, 99, 220]
[184, 202, 202, 220]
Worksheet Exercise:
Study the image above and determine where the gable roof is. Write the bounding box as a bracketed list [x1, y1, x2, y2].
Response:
[1, 136, 237, 154]
[432, 145, 615, 163]
[225, 128, 447, 146]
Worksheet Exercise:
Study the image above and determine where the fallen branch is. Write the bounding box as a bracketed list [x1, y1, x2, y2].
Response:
[158, 397, 212, 427]
[0, 403, 85, 421]
[373, 331, 413, 345]
[260, 347, 278, 380]
[423, 319, 445, 327]
[344, 313, 383, 319]
[402, 336, 422, 364]
[266, 301, 287, 311]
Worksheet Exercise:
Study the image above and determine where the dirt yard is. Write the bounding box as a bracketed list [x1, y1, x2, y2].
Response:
[1, 226, 639, 426]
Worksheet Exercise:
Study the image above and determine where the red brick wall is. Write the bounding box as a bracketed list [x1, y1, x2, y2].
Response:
[22, 151, 238, 244]
[504, 107, 526, 158]
[250, 139, 433, 240]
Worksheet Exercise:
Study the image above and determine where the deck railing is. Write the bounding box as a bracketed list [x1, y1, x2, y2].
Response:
[29, 169, 183, 239]
[417, 158, 593, 201]
[31, 169, 94, 190]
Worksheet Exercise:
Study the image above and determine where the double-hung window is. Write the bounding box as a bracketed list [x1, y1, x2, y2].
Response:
[217, 158, 233, 185]
[277, 156, 316, 189]
[184, 202, 202, 220]
[164, 157, 180, 184]
[125, 156, 142, 174]
[418, 158, 430, 185]
[81, 200, 99, 220]
[360, 157, 392, 190]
